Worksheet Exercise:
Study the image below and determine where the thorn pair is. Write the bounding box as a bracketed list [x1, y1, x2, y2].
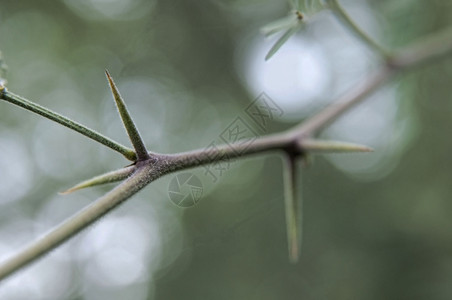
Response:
[283, 139, 373, 262]
[61, 71, 149, 194]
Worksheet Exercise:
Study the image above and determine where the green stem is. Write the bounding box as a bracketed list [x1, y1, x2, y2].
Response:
[289, 66, 393, 137]
[0, 164, 154, 281]
[0, 89, 136, 161]
[326, 0, 390, 59]
[388, 26, 452, 70]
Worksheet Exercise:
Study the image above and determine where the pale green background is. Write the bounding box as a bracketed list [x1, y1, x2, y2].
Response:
[1, 0, 452, 299]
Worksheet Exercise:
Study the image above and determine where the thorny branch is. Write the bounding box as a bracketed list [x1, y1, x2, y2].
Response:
[0, 1, 452, 282]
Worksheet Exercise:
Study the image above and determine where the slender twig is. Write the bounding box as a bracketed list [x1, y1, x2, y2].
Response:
[389, 26, 452, 70]
[0, 164, 155, 280]
[289, 66, 394, 137]
[1, 20, 452, 282]
[0, 89, 137, 161]
[325, 0, 390, 58]
[166, 133, 294, 171]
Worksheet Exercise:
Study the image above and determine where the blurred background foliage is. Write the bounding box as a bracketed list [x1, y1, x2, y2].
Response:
[0, 0, 452, 299]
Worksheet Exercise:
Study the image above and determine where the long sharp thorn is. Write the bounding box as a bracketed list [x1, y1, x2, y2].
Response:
[283, 154, 302, 263]
[105, 70, 149, 161]
[299, 139, 373, 153]
[265, 24, 302, 61]
[60, 166, 135, 195]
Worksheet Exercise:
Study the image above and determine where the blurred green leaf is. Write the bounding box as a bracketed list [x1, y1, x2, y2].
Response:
[0, 51, 7, 86]
[265, 23, 303, 61]
[302, 0, 325, 14]
[261, 14, 298, 37]
[289, 0, 302, 11]
[263, 0, 326, 60]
